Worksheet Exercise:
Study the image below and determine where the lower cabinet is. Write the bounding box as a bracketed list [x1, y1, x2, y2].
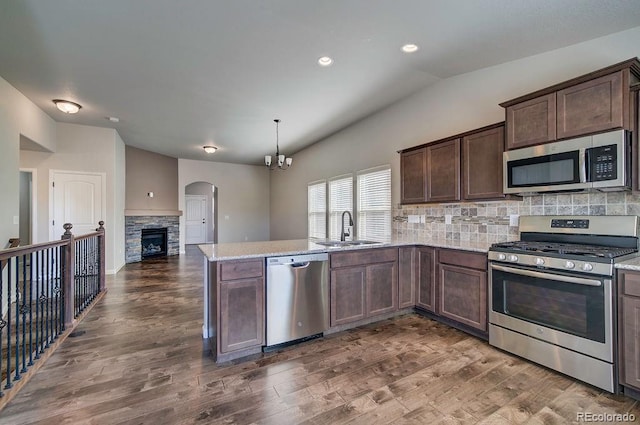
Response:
[213, 258, 265, 360]
[398, 247, 416, 308]
[330, 248, 398, 327]
[416, 247, 437, 313]
[618, 270, 640, 393]
[437, 249, 488, 332]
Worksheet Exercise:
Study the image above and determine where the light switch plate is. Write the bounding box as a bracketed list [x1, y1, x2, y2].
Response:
[13, 215, 19, 225]
[408, 215, 420, 223]
[445, 214, 452, 225]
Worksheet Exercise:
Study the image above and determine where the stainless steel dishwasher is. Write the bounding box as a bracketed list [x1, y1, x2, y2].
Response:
[266, 253, 329, 347]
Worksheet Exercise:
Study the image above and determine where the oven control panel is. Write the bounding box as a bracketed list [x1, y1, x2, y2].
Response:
[550, 219, 589, 229]
[488, 251, 612, 276]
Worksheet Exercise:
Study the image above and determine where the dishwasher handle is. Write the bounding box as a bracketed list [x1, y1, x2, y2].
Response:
[290, 262, 310, 269]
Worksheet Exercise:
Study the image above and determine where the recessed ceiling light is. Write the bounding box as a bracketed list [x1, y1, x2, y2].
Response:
[203, 146, 217, 154]
[52, 99, 82, 114]
[317, 56, 333, 67]
[401, 44, 419, 53]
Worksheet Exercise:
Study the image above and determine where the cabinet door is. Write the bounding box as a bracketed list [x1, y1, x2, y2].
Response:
[426, 139, 460, 202]
[401, 148, 427, 203]
[557, 71, 625, 140]
[330, 266, 366, 326]
[219, 277, 264, 353]
[462, 125, 505, 200]
[438, 264, 487, 331]
[366, 262, 398, 317]
[622, 296, 640, 390]
[398, 247, 416, 308]
[506, 93, 556, 150]
[416, 247, 436, 312]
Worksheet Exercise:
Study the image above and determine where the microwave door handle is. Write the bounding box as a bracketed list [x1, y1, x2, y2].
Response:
[491, 264, 602, 286]
[581, 148, 589, 183]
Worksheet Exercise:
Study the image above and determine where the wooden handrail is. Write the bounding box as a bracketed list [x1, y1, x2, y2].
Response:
[0, 238, 68, 262]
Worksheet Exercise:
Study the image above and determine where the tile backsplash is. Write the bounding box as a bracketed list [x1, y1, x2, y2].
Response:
[393, 192, 640, 244]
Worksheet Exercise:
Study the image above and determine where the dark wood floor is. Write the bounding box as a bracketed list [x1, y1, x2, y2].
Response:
[1, 247, 638, 424]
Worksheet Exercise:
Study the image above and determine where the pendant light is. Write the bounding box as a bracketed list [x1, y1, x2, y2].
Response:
[264, 119, 292, 170]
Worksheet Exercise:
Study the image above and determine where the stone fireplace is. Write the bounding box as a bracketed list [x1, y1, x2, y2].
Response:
[125, 215, 179, 263]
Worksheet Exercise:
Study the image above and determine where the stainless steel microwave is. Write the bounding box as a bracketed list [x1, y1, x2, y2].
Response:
[503, 129, 631, 195]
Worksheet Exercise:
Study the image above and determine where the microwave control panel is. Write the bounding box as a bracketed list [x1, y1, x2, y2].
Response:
[588, 144, 617, 181]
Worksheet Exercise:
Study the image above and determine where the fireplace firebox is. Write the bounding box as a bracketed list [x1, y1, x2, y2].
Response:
[141, 228, 168, 259]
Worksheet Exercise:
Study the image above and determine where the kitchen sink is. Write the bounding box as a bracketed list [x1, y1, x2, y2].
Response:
[313, 240, 382, 248]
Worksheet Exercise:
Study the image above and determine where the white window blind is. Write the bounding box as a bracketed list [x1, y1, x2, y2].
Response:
[357, 166, 391, 242]
[307, 180, 326, 239]
[328, 175, 353, 240]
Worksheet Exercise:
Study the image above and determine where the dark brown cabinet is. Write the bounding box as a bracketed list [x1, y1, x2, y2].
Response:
[211, 258, 265, 361]
[427, 139, 460, 202]
[505, 93, 556, 150]
[502, 59, 640, 150]
[415, 246, 436, 313]
[398, 247, 416, 309]
[330, 248, 398, 327]
[399, 123, 506, 204]
[400, 148, 427, 204]
[462, 124, 505, 200]
[437, 249, 487, 332]
[618, 270, 640, 392]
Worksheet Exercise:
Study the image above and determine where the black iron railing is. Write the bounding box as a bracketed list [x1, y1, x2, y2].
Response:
[0, 222, 105, 403]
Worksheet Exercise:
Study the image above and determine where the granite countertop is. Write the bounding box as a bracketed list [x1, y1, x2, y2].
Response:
[614, 254, 640, 271]
[198, 237, 492, 261]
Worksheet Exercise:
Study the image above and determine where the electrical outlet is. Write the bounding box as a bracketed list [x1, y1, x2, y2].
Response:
[420, 215, 426, 224]
[509, 214, 519, 227]
[408, 215, 420, 224]
[445, 214, 452, 225]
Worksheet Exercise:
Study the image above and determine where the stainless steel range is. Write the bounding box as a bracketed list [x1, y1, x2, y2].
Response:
[488, 215, 640, 393]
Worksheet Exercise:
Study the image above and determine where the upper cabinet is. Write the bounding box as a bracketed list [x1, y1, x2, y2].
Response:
[501, 58, 640, 150]
[400, 123, 505, 204]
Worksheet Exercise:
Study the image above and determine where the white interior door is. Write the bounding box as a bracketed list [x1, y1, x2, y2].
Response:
[185, 195, 207, 244]
[51, 171, 105, 240]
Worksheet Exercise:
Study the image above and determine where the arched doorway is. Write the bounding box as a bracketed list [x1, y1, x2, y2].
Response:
[185, 182, 217, 244]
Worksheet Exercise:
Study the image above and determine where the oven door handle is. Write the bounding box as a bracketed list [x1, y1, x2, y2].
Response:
[491, 264, 602, 286]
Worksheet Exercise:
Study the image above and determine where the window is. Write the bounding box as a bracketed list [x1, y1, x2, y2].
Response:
[328, 174, 353, 240]
[307, 165, 391, 242]
[307, 180, 326, 239]
[357, 166, 391, 242]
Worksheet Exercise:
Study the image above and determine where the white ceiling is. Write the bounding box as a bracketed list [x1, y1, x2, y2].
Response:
[2, 0, 640, 164]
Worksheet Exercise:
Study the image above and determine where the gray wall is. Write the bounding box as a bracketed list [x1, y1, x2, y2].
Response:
[125, 146, 179, 211]
[269, 26, 640, 240]
[178, 159, 270, 249]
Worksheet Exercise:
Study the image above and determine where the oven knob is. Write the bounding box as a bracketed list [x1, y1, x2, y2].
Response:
[508, 255, 519, 262]
[565, 261, 575, 269]
[582, 263, 593, 272]
[497, 253, 506, 261]
[535, 258, 545, 266]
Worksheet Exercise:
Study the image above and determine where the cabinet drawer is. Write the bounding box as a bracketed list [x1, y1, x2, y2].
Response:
[621, 270, 640, 297]
[331, 248, 398, 268]
[438, 249, 487, 271]
[219, 259, 263, 281]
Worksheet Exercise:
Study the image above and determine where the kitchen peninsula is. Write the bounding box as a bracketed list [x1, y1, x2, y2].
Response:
[199, 238, 492, 363]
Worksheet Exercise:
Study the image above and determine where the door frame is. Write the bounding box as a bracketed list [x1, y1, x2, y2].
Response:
[49, 170, 107, 241]
[19, 167, 38, 244]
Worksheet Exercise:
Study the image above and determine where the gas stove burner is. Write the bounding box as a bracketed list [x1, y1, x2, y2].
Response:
[491, 241, 637, 259]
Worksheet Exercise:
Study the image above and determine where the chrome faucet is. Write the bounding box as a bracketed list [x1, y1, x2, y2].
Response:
[340, 210, 353, 241]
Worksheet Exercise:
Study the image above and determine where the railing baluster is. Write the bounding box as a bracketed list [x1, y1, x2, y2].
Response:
[0, 259, 5, 397]
[35, 250, 41, 359]
[6, 258, 13, 389]
[14, 256, 21, 382]
[20, 254, 27, 373]
[28, 252, 34, 367]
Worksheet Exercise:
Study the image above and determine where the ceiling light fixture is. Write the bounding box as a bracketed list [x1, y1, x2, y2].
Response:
[401, 44, 419, 53]
[203, 146, 217, 154]
[264, 119, 292, 170]
[317, 56, 333, 67]
[53, 99, 82, 114]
